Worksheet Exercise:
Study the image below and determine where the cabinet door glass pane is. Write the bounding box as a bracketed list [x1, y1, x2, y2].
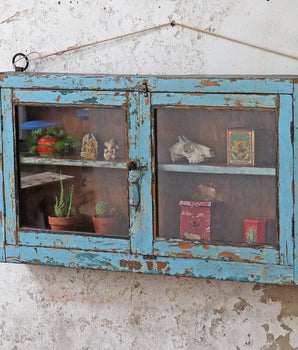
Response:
[155, 108, 277, 246]
[16, 105, 129, 237]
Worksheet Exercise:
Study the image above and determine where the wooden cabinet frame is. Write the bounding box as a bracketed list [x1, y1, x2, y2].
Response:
[0, 73, 297, 285]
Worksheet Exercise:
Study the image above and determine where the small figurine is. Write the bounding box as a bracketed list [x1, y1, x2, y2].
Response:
[103, 138, 119, 160]
[169, 136, 214, 164]
[81, 134, 98, 160]
[85, 138, 98, 160]
[192, 182, 223, 202]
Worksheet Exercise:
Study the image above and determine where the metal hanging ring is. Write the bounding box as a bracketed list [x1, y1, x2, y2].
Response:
[12, 53, 29, 72]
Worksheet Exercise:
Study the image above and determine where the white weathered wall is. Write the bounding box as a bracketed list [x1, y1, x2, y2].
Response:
[1, 1, 298, 349]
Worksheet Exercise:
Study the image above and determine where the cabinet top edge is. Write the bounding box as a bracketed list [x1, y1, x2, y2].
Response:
[1, 72, 298, 79]
[0, 73, 296, 93]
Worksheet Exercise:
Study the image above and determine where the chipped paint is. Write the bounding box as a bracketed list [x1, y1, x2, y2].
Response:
[195, 79, 222, 88]
[218, 252, 246, 262]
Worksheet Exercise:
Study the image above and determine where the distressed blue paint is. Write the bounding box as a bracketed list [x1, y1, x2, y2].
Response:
[0, 92, 5, 261]
[127, 92, 140, 254]
[13, 89, 127, 106]
[0, 74, 296, 285]
[0, 74, 294, 94]
[293, 81, 298, 283]
[159, 164, 275, 176]
[18, 231, 130, 252]
[21, 157, 126, 169]
[151, 93, 278, 109]
[5, 245, 294, 285]
[154, 239, 279, 264]
[128, 93, 153, 255]
[133, 93, 154, 254]
[2, 89, 16, 245]
[0, 73, 155, 91]
[279, 94, 294, 266]
[155, 77, 293, 94]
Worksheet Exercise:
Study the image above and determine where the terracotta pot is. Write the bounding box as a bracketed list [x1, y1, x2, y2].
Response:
[92, 216, 120, 235]
[48, 216, 76, 231]
[38, 134, 59, 157]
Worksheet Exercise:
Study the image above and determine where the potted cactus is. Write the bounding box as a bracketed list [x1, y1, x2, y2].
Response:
[48, 176, 75, 231]
[92, 201, 120, 235]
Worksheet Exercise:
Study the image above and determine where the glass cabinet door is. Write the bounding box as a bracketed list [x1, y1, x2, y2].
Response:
[2, 89, 138, 248]
[17, 105, 129, 237]
[151, 93, 293, 265]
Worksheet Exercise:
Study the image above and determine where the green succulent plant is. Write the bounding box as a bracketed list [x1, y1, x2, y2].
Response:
[95, 201, 119, 217]
[95, 201, 109, 217]
[55, 176, 74, 218]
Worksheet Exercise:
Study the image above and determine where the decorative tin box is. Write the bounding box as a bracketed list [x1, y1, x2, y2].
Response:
[244, 219, 266, 245]
[227, 129, 255, 166]
[179, 201, 221, 241]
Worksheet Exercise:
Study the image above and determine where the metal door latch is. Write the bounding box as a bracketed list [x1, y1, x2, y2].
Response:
[143, 255, 157, 260]
[142, 81, 148, 97]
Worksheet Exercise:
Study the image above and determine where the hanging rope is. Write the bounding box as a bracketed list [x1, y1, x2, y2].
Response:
[175, 22, 298, 61]
[12, 21, 298, 71]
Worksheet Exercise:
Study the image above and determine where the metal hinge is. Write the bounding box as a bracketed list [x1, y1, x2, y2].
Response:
[142, 81, 149, 97]
[143, 254, 156, 260]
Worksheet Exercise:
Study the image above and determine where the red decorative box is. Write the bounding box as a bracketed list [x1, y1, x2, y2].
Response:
[244, 219, 266, 245]
[179, 201, 221, 241]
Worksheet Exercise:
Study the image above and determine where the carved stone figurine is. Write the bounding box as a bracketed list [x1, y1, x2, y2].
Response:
[169, 136, 214, 164]
[81, 134, 98, 160]
[104, 138, 119, 160]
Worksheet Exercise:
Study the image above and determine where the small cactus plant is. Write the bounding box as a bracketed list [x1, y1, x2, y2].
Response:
[54, 176, 74, 218]
[95, 201, 109, 217]
[93, 201, 120, 234]
[95, 201, 119, 217]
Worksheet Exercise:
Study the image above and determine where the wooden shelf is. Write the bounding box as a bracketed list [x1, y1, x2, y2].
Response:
[21, 171, 74, 189]
[20, 156, 126, 169]
[158, 163, 276, 176]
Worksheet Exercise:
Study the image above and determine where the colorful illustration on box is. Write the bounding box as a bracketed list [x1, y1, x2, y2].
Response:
[243, 219, 266, 245]
[227, 129, 255, 166]
[245, 226, 256, 244]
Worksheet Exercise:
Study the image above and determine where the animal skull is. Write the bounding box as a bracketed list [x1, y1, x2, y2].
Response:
[169, 136, 214, 164]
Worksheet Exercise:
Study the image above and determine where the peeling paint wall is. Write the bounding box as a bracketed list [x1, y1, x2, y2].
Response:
[1, 0, 298, 349]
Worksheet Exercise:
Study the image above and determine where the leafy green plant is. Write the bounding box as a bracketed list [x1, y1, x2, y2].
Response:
[24, 126, 79, 156]
[47, 126, 65, 139]
[25, 128, 46, 154]
[55, 176, 74, 217]
[55, 135, 80, 156]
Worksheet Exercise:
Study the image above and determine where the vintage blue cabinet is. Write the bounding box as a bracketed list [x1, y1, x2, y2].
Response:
[0, 73, 297, 285]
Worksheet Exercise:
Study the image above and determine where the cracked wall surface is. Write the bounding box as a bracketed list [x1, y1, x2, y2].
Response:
[0, 0, 298, 349]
